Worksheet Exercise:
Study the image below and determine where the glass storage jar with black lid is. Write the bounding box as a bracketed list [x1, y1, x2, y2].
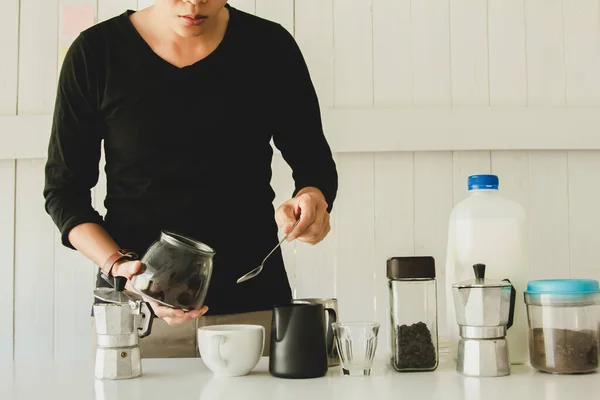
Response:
[387, 256, 438, 372]
[524, 279, 600, 374]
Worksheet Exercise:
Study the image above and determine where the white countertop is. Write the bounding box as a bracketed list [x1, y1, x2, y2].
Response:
[2, 357, 599, 400]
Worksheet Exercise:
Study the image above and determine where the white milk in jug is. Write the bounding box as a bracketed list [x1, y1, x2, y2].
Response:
[445, 174, 528, 364]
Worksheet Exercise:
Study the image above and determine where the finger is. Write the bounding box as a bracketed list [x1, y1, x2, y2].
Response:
[153, 304, 185, 319]
[113, 260, 142, 279]
[275, 203, 298, 235]
[289, 195, 316, 241]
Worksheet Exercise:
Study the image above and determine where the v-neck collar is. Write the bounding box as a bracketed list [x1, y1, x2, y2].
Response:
[119, 4, 235, 73]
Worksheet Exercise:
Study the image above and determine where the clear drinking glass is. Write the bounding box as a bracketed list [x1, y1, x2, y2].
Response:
[332, 321, 380, 376]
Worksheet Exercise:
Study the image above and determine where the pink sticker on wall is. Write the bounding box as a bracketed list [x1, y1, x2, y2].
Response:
[61, 5, 96, 37]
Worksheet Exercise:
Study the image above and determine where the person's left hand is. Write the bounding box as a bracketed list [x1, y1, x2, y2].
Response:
[275, 187, 331, 245]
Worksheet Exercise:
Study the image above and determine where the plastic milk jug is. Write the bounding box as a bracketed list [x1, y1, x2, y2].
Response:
[445, 174, 529, 364]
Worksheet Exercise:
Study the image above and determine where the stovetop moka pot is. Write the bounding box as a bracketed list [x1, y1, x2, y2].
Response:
[93, 276, 154, 380]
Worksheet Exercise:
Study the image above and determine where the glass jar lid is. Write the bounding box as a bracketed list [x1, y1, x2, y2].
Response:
[386, 256, 435, 279]
[525, 279, 600, 306]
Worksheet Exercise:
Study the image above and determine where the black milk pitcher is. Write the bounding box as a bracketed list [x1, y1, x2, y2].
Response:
[269, 303, 328, 379]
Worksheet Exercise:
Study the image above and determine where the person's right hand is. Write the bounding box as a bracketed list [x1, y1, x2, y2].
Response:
[111, 260, 209, 326]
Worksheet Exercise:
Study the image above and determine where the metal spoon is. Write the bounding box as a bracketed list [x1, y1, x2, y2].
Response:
[237, 219, 300, 284]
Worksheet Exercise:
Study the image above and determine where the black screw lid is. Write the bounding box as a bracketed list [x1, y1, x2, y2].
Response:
[386, 256, 436, 279]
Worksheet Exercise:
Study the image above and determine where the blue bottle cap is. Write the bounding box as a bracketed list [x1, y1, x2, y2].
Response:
[468, 174, 499, 191]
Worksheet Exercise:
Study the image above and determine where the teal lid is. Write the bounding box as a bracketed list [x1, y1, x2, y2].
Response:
[525, 279, 600, 294]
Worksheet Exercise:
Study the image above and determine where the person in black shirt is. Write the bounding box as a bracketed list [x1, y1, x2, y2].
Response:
[43, 0, 338, 357]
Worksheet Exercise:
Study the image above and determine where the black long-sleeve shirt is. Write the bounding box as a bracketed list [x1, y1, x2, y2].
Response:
[43, 4, 338, 316]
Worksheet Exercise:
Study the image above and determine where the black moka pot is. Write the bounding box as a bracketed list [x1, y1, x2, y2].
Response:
[269, 302, 328, 379]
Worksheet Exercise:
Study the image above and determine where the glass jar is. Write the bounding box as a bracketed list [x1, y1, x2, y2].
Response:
[387, 256, 438, 372]
[525, 279, 600, 374]
[131, 230, 216, 311]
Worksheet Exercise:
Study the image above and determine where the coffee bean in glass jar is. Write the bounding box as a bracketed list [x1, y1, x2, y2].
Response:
[394, 322, 437, 370]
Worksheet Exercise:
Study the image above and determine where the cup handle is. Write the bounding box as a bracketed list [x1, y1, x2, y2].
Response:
[208, 335, 227, 368]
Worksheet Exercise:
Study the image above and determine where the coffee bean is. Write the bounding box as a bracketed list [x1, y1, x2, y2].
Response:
[394, 322, 437, 370]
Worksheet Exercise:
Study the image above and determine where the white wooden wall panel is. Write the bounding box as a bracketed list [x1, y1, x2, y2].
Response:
[227, 0, 255, 15]
[255, 0, 293, 33]
[563, 0, 600, 106]
[413, 152, 453, 333]
[333, 0, 373, 107]
[98, 0, 136, 22]
[449, 0, 489, 106]
[137, 0, 154, 10]
[412, 0, 451, 105]
[525, 0, 566, 106]
[270, 153, 296, 293]
[335, 154, 376, 321]
[0, 160, 15, 361]
[373, 152, 414, 357]
[568, 151, 600, 279]
[54, 235, 95, 361]
[488, 0, 527, 106]
[528, 152, 569, 279]
[293, 219, 337, 300]
[372, 0, 412, 107]
[18, 0, 59, 114]
[452, 151, 491, 205]
[14, 159, 55, 361]
[0, 0, 19, 115]
[294, 0, 334, 108]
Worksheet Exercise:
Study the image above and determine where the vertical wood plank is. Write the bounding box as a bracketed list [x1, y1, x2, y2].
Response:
[529, 151, 569, 279]
[568, 151, 600, 279]
[293, 212, 337, 300]
[490, 151, 530, 363]
[18, 0, 60, 114]
[294, 0, 334, 108]
[98, 0, 136, 22]
[372, 0, 412, 107]
[525, 0, 566, 106]
[0, 0, 19, 115]
[334, 0, 374, 107]
[414, 152, 453, 335]
[255, 0, 293, 33]
[227, 0, 255, 14]
[449, 0, 489, 106]
[412, 0, 452, 105]
[14, 159, 56, 361]
[488, 0, 527, 106]
[452, 151, 491, 205]
[563, 0, 600, 106]
[54, 235, 95, 361]
[270, 153, 296, 294]
[335, 153, 375, 322]
[137, 0, 154, 10]
[0, 160, 15, 362]
[373, 152, 414, 357]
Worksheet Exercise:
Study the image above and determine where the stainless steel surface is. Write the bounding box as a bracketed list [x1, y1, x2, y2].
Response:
[237, 219, 300, 284]
[456, 338, 510, 377]
[452, 286, 513, 327]
[459, 326, 506, 339]
[93, 298, 153, 380]
[95, 346, 142, 380]
[293, 298, 340, 366]
[96, 334, 138, 348]
[452, 264, 514, 378]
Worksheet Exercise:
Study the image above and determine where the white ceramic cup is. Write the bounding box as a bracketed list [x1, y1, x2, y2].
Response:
[197, 324, 265, 377]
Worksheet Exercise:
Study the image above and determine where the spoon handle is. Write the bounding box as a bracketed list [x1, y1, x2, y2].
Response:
[262, 219, 300, 264]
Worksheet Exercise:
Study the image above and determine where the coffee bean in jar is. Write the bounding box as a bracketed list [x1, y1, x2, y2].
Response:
[394, 322, 437, 370]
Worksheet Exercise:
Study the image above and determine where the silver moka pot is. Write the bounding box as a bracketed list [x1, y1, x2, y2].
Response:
[93, 276, 154, 380]
[452, 263, 516, 377]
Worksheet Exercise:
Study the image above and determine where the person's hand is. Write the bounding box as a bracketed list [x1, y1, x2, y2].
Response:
[275, 187, 331, 245]
[111, 260, 209, 326]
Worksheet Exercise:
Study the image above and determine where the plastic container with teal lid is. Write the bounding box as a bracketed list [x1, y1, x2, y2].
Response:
[524, 279, 600, 374]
